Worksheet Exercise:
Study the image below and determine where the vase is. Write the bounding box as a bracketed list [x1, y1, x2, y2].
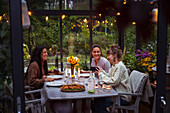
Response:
[71, 64, 75, 78]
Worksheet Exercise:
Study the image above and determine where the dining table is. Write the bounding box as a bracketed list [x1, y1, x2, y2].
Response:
[41, 72, 120, 113]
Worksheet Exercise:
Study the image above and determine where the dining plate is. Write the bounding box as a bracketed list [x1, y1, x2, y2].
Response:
[46, 82, 64, 87]
[80, 73, 89, 78]
[46, 75, 63, 79]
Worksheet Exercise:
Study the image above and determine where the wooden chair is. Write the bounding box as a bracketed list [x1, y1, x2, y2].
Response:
[115, 70, 149, 113]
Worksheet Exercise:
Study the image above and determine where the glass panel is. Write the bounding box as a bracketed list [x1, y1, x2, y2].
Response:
[62, 0, 89, 10]
[0, 0, 13, 112]
[29, 0, 89, 10]
[92, 16, 117, 57]
[29, 0, 60, 10]
[23, 15, 61, 68]
[62, 16, 90, 70]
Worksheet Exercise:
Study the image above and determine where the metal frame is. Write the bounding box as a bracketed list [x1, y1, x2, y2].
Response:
[9, 0, 168, 112]
[156, 0, 167, 113]
[9, 0, 25, 112]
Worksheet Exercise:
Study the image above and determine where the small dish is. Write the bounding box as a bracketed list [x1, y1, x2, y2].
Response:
[46, 82, 64, 87]
[46, 75, 63, 80]
[80, 73, 89, 78]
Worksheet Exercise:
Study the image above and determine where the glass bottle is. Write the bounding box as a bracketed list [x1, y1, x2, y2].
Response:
[87, 71, 95, 93]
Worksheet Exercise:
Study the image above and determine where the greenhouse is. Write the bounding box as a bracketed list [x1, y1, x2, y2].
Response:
[0, 0, 170, 113]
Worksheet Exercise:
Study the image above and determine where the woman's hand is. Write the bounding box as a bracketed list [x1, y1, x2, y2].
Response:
[45, 77, 54, 82]
[96, 66, 102, 73]
[42, 75, 46, 79]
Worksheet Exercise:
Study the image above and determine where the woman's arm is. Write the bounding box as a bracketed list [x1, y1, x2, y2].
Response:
[99, 66, 123, 87]
[27, 62, 53, 89]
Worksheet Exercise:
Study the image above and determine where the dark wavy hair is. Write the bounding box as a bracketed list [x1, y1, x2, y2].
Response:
[90, 44, 103, 58]
[25, 46, 48, 79]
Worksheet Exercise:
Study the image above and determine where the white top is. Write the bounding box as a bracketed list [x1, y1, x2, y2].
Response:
[91, 57, 110, 73]
[99, 61, 132, 102]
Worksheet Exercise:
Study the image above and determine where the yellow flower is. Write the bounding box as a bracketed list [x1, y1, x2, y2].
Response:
[67, 56, 80, 65]
[149, 52, 156, 56]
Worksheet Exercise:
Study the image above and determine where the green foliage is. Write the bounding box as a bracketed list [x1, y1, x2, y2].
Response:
[79, 59, 90, 71]
[23, 44, 31, 60]
[123, 51, 137, 71]
[48, 66, 56, 70]
[124, 25, 136, 53]
[0, 1, 13, 111]
[0, 22, 12, 76]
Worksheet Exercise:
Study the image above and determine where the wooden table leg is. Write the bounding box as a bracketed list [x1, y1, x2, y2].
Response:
[76, 99, 82, 113]
[85, 98, 91, 113]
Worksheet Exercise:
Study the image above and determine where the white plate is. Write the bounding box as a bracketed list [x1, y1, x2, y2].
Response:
[80, 73, 89, 77]
[46, 75, 63, 79]
[46, 82, 64, 87]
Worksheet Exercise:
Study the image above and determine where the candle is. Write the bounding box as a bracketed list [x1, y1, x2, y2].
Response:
[78, 68, 80, 78]
[65, 68, 68, 78]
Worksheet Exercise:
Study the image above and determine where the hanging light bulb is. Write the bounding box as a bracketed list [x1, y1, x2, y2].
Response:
[28, 11, 32, 16]
[132, 22, 136, 25]
[123, 0, 126, 4]
[45, 16, 49, 21]
[83, 18, 88, 23]
[62, 14, 65, 19]
[116, 12, 120, 16]
[0, 16, 2, 21]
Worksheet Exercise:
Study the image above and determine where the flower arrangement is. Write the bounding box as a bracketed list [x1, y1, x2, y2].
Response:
[136, 49, 156, 82]
[67, 56, 80, 78]
[67, 56, 80, 65]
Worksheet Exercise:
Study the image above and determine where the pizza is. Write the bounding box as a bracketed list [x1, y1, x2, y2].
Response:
[60, 84, 85, 92]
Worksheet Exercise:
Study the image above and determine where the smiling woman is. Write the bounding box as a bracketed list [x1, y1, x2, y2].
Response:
[91, 44, 110, 73]
[24, 46, 54, 91]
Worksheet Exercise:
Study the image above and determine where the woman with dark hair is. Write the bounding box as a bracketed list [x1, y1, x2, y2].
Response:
[93, 45, 132, 113]
[90, 44, 110, 73]
[24, 46, 54, 90]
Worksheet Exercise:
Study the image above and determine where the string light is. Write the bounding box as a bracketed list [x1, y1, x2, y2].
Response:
[86, 25, 88, 27]
[116, 12, 120, 16]
[99, 14, 101, 17]
[62, 14, 65, 19]
[114, 20, 117, 22]
[111, 23, 113, 26]
[45, 16, 49, 21]
[123, 0, 126, 4]
[0, 16, 2, 21]
[132, 22, 136, 25]
[105, 20, 108, 23]
[3, 13, 6, 17]
[28, 11, 32, 16]
[102, 21, 105, 24]
[83, 18, 87, 23]
[97, 21, 100, 24]
[150, 2, 154, 4]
